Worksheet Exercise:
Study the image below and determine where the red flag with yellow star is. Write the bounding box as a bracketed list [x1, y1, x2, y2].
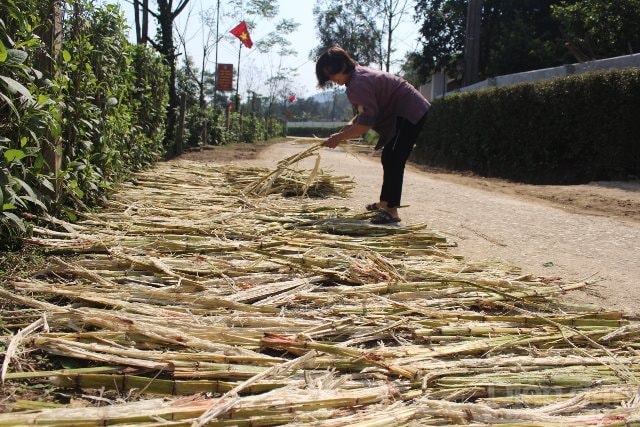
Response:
[230, 21, 253, 49]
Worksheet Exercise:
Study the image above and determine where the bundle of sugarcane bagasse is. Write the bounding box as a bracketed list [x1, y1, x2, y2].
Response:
[1, 140, 639, 426]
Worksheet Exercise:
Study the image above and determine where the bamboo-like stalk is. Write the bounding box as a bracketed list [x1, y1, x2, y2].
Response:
[412, 397, 640, 425]
[49, 373, 287, 396]
[1, 317, 45, 383]
[3, 152, 640, 426]
[478, 385, 639, 408]
[243, 141, 325, 196]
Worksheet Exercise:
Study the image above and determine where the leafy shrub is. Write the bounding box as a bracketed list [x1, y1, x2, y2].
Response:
[0, 0, 56, 244]
[413, 68, 640, 184]
[0, 0, 169, 247]
[182, 106, 285, 148]
[128, 45, 169, 167]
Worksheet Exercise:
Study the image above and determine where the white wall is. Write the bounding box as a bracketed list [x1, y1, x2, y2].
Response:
[426, 53, 640, 98]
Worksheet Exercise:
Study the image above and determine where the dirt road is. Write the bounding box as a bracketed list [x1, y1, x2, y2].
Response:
[182, 139, 640, 314]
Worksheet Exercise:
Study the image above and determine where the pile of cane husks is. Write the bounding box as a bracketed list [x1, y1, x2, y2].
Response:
[1, 145, 639, 426]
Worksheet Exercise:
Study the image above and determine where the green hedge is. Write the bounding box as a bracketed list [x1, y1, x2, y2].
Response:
[413, 68, 640, 184]
[0, 0, 168, 247]
[286, 126, 342, 138]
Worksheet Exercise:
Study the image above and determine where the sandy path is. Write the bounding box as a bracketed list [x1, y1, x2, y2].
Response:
[244, 141, 640, 315]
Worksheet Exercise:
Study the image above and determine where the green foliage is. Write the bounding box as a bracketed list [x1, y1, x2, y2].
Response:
[226, 113, 285, 144]
[59, 1, 120, 207]
[412, 68, 640, 184]
[295, 92, 352, 122]
[128, 45, 170, 166]
[551, 0, 640, 59]
[235, 114, 285, 144]
[0, 0, 55, 246]
[412, 0, 639, 82]
[175, 48, 286, 149]
[413, 0, 467, 79]
[312, 0, 381, 66]
[236, 0, 279, 18]
[482, 2, 569, 77]
[181, 106, 284, 149]
[0, 0, 169, 246]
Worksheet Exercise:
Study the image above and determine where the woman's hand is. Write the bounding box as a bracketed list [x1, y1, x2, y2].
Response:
[322, 133, 343, 149]
[322, 123, 371, 148]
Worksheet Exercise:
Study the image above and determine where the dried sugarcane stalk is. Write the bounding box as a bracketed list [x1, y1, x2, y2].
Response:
[2, 153, 640, 426]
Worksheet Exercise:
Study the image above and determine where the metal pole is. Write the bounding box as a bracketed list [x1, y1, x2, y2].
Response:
[235, 42, 241, 112]
[234, 0, 244, 112]
[213, 0, 220, 106]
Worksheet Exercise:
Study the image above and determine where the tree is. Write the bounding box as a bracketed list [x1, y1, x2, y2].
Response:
[378, 0, 413, 71]
[137, 0, 283, 151]
[37, 0, 63, 193]
[463, 0, 481, 85]
[176, 4, 219, 109]
[551, 0, 640, 60]
[412, 0, 570, 83]
[155, 0, 192, 154]
[480, 0, 568, 77]
[123, 0, 191, 152]
[312, 0, 413, 71]
[413, 0, 467, 81]
[312, 0, 381, 66]
[132, 0, 150, 45]
[256, 19, 300, 117]
[240, 60, 266, 112]
[228, 0, 278, 18]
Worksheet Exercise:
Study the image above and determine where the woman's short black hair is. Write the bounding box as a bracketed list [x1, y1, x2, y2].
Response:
[315, 46, 357, 89]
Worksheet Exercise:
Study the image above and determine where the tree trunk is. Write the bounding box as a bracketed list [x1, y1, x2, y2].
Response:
[464, 0, 483, 86]
[37, 0, 63, 199]
[133, 0, 141, 43]
[385, 7, 393, 72]
[157, 0, 179, 156]
[133, 0, 150, 44]
[142, 0, 149, 44]
[176, 93, 187, 155]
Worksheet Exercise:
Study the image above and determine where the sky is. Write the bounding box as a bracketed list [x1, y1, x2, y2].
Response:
[110, 0, 421, 99]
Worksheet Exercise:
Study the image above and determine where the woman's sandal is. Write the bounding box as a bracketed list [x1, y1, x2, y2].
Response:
[370, 210, 401, 224]
[365, 202, 379, 211]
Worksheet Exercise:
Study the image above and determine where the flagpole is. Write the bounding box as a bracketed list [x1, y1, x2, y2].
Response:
[213, 0, 220, 107]
[235, 41, 242, 112]
[229, 19, 251, 113]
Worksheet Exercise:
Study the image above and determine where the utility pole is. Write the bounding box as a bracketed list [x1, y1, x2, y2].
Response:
[463, 0, 482, 86]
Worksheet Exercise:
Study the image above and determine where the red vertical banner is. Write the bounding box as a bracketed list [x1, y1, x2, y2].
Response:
[216, 64, 234, 91]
